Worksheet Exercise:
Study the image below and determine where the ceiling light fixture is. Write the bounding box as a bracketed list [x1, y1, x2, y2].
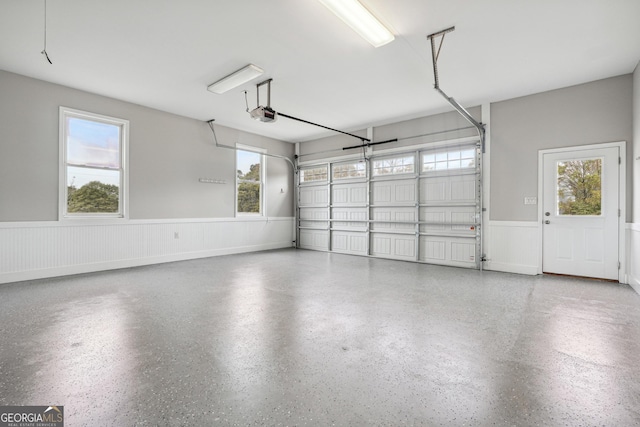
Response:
[207, 64, 264, 94]
[318, 0, 394, 48]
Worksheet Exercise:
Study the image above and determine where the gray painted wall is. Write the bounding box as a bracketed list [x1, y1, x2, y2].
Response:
[491, 74, 633, 221]
[372, 108, 481, 148]
[0, 71, 294, 221]
[2, 70, 634, 224]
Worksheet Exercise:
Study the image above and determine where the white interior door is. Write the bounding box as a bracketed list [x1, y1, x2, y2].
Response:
[542, 146, 619, 280]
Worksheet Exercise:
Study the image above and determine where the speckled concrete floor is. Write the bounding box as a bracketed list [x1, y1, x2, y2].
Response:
[1, 249, 640, 426]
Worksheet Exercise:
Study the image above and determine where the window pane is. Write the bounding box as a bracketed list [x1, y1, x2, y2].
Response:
[67, 117, 120, 168]
[237, 151, 261, 181]
[460, 149, 475, 159]
[557, 159, 602, 216]
[435, 152, 447, 162]
[448, 151, 461, 160]
[237, 181, 261, 213]
[435, 161, 447, 170]
[422, 162, 435, 172]
[237, 149, 263, 215]
[422, 146, 476, 173]
[423, 154, 435, 163]
[447, 160, 461, 169]
[301, 166, 327, 182]
[373, 156, 414, 176]
[66, 166, 119, 213]
[463, 158, 475, 168]
[332, 162, 365, 179]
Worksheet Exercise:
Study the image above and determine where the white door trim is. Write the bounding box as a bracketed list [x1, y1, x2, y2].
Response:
[537, 141, 626, 282]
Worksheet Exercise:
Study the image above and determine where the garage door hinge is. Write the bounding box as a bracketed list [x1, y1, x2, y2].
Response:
[619, 261, 621, 270]
[619, 157, 621, 165]
[619, 209, 621, 217]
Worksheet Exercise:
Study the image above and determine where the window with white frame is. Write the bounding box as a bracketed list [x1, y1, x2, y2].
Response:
[332, 161, 366, 180]
[236, 147, 264, 215]
[60, 107, 128, 218]
[421, 146, 476, 172]
[372, 155, 415, 176]
[300, 166, 328, 183]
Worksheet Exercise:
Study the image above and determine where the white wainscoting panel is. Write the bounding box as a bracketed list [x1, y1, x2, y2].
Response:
[627, 223, 640, 294]
[484, 221, 540, 275]
[0, 218, 294, 284]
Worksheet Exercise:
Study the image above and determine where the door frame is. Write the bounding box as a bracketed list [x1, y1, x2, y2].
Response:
[537, 141, 626, 282]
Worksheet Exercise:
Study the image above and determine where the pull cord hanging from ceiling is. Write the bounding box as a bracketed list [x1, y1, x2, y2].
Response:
[41, 0, 53, 64]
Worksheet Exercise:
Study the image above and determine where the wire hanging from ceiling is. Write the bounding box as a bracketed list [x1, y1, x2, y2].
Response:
[41, 0, 53, 64]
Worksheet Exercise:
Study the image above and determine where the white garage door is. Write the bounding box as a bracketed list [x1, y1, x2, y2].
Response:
[297, 141, 482, 269]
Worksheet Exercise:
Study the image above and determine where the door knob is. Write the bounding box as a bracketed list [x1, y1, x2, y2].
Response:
[545, 212, 550, 216]
[545, 220, 550, 224]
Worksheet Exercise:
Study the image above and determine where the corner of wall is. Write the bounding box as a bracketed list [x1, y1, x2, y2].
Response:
[633, 61, 640, 224]
[630, 63, 640, 294]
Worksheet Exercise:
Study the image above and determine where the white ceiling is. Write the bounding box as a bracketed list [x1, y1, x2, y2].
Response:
[1, 0, 639, 142]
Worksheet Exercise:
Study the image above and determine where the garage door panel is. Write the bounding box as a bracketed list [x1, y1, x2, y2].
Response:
[451, 179, 476, 202]
[299, 230, 329, 251]
[299, 185, 328, 207]
[371, 233, 416, 261]
[299, 207, 328, 229]
[331, 231, 367, 255]
[420, 207, 476, 235]
[299, 208, 328, 220]
[420, 174, 476, 204]
[372, 179, 416, 205]
[421, 210, 446, 232]
[332, 182, 367, 206]
[419, 236, 476, 267]
[371, 207, 415, 231]
[332, 207, 367, 231]
[421, 239, 446, 261]
[422, 181, 446, 202]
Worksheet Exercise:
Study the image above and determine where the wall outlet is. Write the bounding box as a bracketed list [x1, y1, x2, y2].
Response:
[524, 197, 537, 205]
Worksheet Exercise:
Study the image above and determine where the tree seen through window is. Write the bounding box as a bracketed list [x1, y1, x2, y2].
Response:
[237, 149, 263, 214]
[557, 159, 602, 216]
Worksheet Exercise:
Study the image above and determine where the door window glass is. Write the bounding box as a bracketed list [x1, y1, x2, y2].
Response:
[557, 158, 602, 216]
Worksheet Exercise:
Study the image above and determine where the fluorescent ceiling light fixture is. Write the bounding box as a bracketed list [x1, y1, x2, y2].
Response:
[207, 64, 264, 94]
[318, 0, 394, 47]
